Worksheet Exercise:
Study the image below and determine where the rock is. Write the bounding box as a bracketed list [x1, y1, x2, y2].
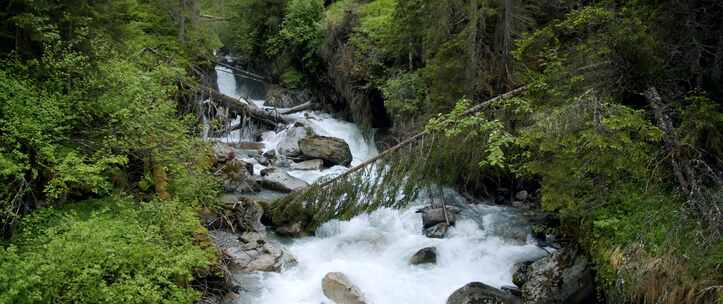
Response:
[520, 249, 594, 304]
[275, 222, 305, 237]
[299, 136, 353, 166]
[265, 84, 313, 108]
[219, 159, 257, 193]
[446, 282, 519, 304]
[500, 285, 522, 297]
[321, 272, 367, 304]
[213, 231, 296, 273]
[290, 159, 324, 170]
[235, 199, 265, 232]
[421, 207, 456, 229]
[259, 168, 309, 192]
[213, 142, 236, 163]
[511, 201, 525, 208]
[424, 223, 449, 238]
[277, 125, 315, 157]
[254, 155, 270, 166]
[515, 190, 529, 201]
[262, 149, 276, 159]
[512, 261, 532, 287]
[409, 247, 437, 265]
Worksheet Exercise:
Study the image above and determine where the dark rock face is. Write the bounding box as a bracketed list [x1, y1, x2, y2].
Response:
[321, 272, 367, 304]
[518, 249, 595, 304]
[446, 282, 519, 304]
[409, 247, 437, 265]
[265, 84, 313, 108]
[299, 135, 353, 166]
[512, 261, 533, 287]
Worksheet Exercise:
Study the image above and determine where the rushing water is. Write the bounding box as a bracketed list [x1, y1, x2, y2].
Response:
[215, 65, 548, 304]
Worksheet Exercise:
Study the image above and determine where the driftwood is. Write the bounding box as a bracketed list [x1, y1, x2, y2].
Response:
[277, 101, 316, 115]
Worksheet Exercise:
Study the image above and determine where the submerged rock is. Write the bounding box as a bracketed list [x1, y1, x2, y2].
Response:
[409, 247, 437, 265]
[519, 249, 594, 304]
[259, 168, 308, 192]
[446, 282, 519, 304]
[299, 135, 353, 166]
[321, 272, 367, 304]
[424, 223, 449, 238]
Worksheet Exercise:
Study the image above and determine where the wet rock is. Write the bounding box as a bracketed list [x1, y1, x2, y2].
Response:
[235, 199, 265, 232]
[265, 84, 313, 108]
[446, 282, 519, 304]
[259, 168, 308, 192]
[219, 159, 257, 193]
[213, 142, 236, 163]
[321, 272, 367, 304]
[420, 207, 457, 229]
[515, 190, 529, 201]
[424, 223, 449, 238]
[254, 155, 270, 166]
[500, 285, 522, 297]
[520, 249, 594, 304]
[512, 261, 533, 287]
[277, 125, 315, 157]
[275, 222, 305, 237]
[290, 159, 324, 170]
[409, 247, 437, 265]
[299, 136, 353, 166]
[262, 149, 277, 159]
[212, 231, 296, 273]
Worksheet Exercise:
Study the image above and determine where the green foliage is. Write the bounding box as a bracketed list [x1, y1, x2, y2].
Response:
[268, 0, 324, 76]
[0, 197, 212, 304]
[381, 71, 425, 120]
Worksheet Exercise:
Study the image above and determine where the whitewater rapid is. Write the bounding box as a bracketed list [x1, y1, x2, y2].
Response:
[214, 65, 547, 304]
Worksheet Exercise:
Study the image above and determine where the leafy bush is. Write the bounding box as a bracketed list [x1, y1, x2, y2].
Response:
[0, 197, 213, 304]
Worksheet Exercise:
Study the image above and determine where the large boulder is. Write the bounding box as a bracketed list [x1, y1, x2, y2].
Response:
[409, 247, 437, 265]
[446, 282, 519, 304]
[322, 272, 367, 304]
[519, 249, 594, 304]
[211, 231, 296, 273]
[299, 136, 353, 166]
[419, 206, 457, 229]
[259, 168, 309, 192]
[277, 125, 315, 157]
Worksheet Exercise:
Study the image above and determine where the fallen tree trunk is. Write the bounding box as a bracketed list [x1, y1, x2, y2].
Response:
[207, 88, 288, 127]
[278, 101, 316, 115]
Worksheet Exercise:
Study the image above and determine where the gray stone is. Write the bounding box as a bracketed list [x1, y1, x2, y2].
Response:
[275, 222, 305, 237]
[277, 126, 315, 157]
[213, 142, 236, 163]
[409, 247, 437, 265]
[235, 199, 265, 232]
[520, 249, 594, 304]
[299, 136, 353, 166]
[322, 272, 367, 304]
[219, 159, 256, 193]
[424, 223, 449, 238]
[515, 190, 529, 201]
[290, 159, 324, 170]
[421, 207, 456, 229]
[446, 282, 519, 304]
[212, 231, 296, 273]
[259, 168, 308, 192]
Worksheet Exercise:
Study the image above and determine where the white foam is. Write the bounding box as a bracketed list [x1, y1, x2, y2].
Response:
[241, 204, 547, 304]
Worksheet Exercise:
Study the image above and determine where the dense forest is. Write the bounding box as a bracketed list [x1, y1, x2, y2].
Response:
[0, 0, 721, 303]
